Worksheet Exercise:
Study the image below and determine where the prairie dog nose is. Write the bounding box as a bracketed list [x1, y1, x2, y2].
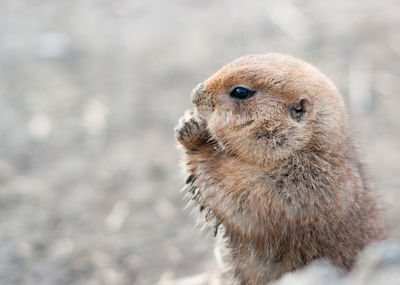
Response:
[191, 82, 204, 105]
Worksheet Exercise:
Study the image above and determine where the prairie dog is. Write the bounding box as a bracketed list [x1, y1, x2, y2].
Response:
[175, 54, 385, 284]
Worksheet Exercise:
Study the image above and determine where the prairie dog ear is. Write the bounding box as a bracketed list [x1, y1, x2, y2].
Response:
[289, 95, 311, 122]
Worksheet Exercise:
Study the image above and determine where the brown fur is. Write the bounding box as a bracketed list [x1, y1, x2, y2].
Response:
[175, 54, 385, 284]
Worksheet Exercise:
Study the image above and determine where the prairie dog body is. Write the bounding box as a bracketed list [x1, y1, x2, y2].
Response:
[175, 54, 385, 284]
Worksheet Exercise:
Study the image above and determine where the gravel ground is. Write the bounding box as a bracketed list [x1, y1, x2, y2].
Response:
[0, 0, 399, 284]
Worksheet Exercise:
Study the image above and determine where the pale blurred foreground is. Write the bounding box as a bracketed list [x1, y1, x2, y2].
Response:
[158, 240, 400, 285]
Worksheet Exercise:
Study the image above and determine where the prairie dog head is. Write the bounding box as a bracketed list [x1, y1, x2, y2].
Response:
[192, 53, 348, 165]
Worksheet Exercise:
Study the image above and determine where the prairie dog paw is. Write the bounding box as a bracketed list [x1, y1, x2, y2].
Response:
[175, 110, 209, 150]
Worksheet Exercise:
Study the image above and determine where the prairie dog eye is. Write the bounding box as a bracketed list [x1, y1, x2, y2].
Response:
[230, 87, 256, 100]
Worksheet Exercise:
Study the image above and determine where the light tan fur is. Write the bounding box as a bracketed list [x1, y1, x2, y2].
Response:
[175, 54, 385, 284]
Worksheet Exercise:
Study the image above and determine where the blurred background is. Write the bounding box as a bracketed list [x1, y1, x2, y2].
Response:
[0, 0, 399, 284]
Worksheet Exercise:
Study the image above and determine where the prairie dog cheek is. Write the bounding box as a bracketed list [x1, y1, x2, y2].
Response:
[208, 107, 257, 130]
[208, 110, 235, 130]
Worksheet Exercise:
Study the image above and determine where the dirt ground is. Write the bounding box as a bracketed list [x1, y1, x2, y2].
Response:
[0, 0, 399, 284]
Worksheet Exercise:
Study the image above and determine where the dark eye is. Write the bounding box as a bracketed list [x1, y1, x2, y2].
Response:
[230, 87, 256, 100]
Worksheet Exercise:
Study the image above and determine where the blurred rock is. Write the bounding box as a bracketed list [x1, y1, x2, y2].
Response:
[35, 32, 70, 59]
[274, 240, 400, 285]
[105, 200, 130, 233]
[350, 240, 400, 285]
[28, 113, 52, 140]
